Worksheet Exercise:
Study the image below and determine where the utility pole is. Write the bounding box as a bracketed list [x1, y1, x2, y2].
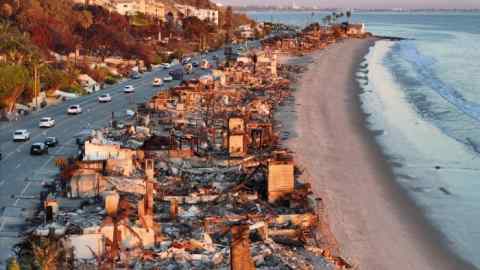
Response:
[33, 64, 39, 110]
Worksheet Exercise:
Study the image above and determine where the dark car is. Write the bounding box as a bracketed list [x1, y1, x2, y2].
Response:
[0, 152, 2, 160]
[30, 143, 48, 155]
[45, 137, 58, 147]
[170, 69, 184, 81]
[192, 61, 199, 67]
[181, 57, 191, 65]
[131, 72, 142, 79]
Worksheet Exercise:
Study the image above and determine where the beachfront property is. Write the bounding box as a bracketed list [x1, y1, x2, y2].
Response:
[345, 23, 366, 35]
[238, 24, 255, 39]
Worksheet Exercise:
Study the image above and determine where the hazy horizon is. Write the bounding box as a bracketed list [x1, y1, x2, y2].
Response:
[213, 0, 480, 9]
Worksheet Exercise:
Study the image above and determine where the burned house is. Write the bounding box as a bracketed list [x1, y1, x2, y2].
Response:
[20, 33, 356, 270]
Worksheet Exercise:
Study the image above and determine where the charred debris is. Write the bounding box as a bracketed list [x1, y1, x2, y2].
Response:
[15, 25, 364, 270]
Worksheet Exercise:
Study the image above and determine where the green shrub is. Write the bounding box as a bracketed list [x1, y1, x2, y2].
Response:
[61, 84, 86, 95]
[152, 54, 167, 65]
[105, 76, 118, 85]
[6, 257, 20, 270]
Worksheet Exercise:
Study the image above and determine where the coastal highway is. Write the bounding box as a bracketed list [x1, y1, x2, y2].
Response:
[0, 42, 255, 263]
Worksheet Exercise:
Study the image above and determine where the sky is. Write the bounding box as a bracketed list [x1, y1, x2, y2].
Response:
[213, 0, 480, 9]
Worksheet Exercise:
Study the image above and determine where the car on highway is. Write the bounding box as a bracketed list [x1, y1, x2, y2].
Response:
[130, 72, 142, 79]
[30, 142, 48, 155]
[67, 104, 82, 115]
[201, 59, 210, 69]
[181, 57, 191, 65]
[123, 85, 135, 93]
[0, 152, 2, 160]
[170, 69, 184, 81]
[13, 129, 30, 142]
[126, 109, 136, 118]
[161, 63, 171, 69]
[152, 78, 163, 87]
[45, 137, 58, 147]
[184, 63, 193, 74]
[192, 61, 199, 68]
[39, 117, 55, 128]
[98, 93, 112, 103]
[163, 75, 173, 82]
[212, 54, 218, 60]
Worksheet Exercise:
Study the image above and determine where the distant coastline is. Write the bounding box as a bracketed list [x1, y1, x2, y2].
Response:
[236, 7, 480, 13]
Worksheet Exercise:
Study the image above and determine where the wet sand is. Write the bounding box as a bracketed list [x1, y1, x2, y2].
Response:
[278, 38, 476, 270]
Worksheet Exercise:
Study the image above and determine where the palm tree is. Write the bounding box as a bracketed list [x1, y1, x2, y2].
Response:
[0, 3, 13, 19]
[0, 64, 30, 112]
[30, 236, 63, 270]
[346, 10, 352, 23]
[325, 15, 332, 26]
[322, 17, 327, 26]
[76, 10, 93, 64]
[6, 257, 20, 270]
[223, 6, 233, 44]
[0, 22, 38, 65]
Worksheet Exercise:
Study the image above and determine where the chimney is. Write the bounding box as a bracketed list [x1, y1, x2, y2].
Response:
[230, 225, 255, 270]
[145, 159, 155, 180]
[104, 191, 120, 216]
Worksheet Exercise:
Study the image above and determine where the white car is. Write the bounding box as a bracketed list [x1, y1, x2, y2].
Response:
[163, 75, 173, 82]
[161, 63, 171, 69]
[124, 85, 135, 93]
[39, 117, 55, 128]
[181, 57, 192, 65]
[67, 104, 82, 115]
[13, 129, 30, 142]
[98, 93, 112, 103]
[152, 78, 163, 87]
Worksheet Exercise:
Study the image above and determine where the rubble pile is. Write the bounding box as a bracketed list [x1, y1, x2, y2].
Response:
[18, 28, 359, 270]
[262, 23, 371, 56]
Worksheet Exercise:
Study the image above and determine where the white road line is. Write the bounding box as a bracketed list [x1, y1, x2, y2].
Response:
[0, 219, 5, 232]
[0, 80, 154, 162]
[0, 139, 73, 232]
[13, 181, 32, 207]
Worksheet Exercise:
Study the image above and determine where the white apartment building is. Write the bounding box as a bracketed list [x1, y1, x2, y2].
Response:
[72, 0, 113, 8]
[137, 0, 165, 18]
[77, 0, 165, 19]
[174, 4, 219, 25]
[111, 0, 137, 15]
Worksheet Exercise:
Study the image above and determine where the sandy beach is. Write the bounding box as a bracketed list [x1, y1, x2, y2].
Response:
[279, 38, 476, 270]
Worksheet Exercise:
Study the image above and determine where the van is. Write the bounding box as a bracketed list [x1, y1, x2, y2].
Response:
[171, 69, 184, 81]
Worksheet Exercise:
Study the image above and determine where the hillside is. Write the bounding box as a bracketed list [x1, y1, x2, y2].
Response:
[0, 0, 256, 113]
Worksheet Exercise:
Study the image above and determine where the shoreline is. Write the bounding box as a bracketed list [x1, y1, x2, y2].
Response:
[278, 38, 476, 270]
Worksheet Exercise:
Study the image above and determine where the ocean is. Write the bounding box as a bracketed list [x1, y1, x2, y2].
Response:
[249, 11, 480, 268]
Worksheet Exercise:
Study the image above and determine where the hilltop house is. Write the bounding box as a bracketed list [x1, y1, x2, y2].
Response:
[174, 4, 219, 25]
[78, 74, 100, 93]
[75, 0, 165, 19]
[137, 0, 165, 18]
